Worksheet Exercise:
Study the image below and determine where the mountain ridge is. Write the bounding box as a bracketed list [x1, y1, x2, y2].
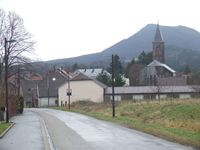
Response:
[44, 24, 200, 70]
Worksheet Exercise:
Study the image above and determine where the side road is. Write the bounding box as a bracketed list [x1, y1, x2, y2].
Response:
[0, 110, 46, 150]
[0, 108, 95, 150]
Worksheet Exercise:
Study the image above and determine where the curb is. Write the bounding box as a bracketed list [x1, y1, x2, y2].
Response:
[0, 122, 15, 139]
[33, 111, 56, 150]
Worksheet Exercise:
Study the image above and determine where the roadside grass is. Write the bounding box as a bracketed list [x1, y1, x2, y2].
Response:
[0, 122, 12, 135]
[53, 98, 200, 149]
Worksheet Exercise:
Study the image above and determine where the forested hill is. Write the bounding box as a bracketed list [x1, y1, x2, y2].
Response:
[100, 24, 200, 57]
[45, 24, 200, 70]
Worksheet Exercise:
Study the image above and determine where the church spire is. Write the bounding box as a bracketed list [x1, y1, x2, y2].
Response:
[153, 23, 164, 42]
[152, 22, 165, 64]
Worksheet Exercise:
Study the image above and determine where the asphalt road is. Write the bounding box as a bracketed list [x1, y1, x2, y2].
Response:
[30, 108, 194, 150]
[0, 110, 45, 150]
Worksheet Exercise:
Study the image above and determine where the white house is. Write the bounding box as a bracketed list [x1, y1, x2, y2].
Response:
[58, 73, 107, 106]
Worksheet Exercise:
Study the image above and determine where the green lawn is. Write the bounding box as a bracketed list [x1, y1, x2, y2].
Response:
[0, 122, 12, 135]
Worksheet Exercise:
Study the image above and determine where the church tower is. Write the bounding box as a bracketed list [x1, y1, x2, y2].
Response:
[153, 23, 165, 63]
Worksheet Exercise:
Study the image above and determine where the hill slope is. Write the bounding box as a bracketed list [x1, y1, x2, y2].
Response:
[45, 24, 200, 70]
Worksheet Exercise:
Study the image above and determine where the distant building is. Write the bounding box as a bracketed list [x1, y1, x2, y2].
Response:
[37, 67, 72, 107]
[21, 79, 39, 107]
[130, 23, 186, 86]
[73, 68, 111, 79]
[104, 86, 197, 102]
[8, 73, 43, 107]
[138, 60, 176, 86]
[156, 76, 187, 86]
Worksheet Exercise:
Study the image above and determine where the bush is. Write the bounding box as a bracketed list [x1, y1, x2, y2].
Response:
[16, 95, 24, 114]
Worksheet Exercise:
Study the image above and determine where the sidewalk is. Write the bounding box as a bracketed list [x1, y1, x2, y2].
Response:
[0, 110, 46, 150]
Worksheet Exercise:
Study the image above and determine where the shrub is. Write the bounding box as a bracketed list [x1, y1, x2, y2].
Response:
[16, 95, 24, 114]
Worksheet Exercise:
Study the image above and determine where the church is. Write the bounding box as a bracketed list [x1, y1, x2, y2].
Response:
[134, 23, 186, 86]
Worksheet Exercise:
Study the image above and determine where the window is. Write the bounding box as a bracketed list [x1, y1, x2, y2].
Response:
[133, 95, 144, 100]
[179, 94, 190, 99]
[110, 95, 121, 101]
[156, 94, 167, 99]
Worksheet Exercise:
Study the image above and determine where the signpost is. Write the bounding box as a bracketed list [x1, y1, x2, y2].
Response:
[67, 69, 71, 109]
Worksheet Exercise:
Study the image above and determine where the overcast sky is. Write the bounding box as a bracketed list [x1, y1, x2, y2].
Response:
[1, 0, 200, 61]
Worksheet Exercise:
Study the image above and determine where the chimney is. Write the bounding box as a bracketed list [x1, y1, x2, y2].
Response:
[54, 66, 56, 72]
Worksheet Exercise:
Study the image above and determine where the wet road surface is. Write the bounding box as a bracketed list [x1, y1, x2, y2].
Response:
[30, 108, 194, 150]
[0, 110, 45, 150]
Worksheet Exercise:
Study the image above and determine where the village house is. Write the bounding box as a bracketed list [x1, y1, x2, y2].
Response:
[8, 73, 43, 107]
[58, 73, 107, 106]
[37, 67, 73, 107]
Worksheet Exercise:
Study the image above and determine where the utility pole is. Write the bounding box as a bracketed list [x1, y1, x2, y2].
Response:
[112, 54, 115, 117]
[5, 38, 9, 123]
[47, 77, 49, 107]
[68, 69, 70, 109]
[18, 67, 20, 97]
[4, 38, 15, 123]
[35, 81, 38, 107]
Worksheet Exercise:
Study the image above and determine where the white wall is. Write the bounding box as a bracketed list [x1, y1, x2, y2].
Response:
[58, 80, 104, 106]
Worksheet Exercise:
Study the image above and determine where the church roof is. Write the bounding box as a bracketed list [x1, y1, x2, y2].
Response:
[153, 23, 164, 42]
[147, 60, 176, 73]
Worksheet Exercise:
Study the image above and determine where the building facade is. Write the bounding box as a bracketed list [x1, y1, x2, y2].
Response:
[104, 86, 197, 102]
[58, 73, 107, 106]
[37, 68, 71, 107]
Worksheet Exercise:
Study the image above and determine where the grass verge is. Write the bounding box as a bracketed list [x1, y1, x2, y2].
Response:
[52, 98, 200, 149]
[0, 122, 12, 135]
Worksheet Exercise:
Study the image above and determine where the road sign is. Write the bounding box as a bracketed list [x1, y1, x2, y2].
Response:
[67, 89, 72, 96]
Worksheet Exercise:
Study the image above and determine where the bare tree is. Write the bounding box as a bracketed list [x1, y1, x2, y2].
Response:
[187, 70, 200, 97]
[152, 77, 168, 102]
[0, 8, 36, 80]
[129, 64, 145, 86]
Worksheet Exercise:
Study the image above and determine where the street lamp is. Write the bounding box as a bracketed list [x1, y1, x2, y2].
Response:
[5, 38, 16, 123]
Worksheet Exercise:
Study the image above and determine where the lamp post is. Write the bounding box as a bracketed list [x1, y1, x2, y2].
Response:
[5, 38, 16, 123]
